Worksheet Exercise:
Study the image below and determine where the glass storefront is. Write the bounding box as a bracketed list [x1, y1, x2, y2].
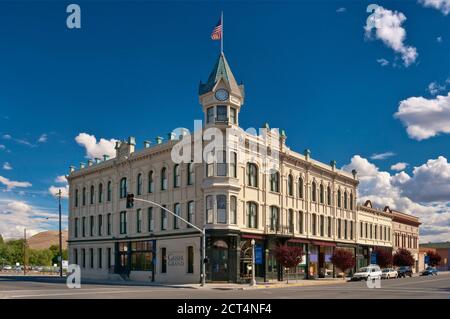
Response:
[239, 239, 264, 282]
[309, 245, 319, 278]
[210, 239, 229, 281]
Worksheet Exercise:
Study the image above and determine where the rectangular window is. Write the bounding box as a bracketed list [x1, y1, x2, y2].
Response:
[337, 219, 341, 238]
[230, 107, 236, 124]
[320, 215, 324, 237]
[90, 248, 94, 268]
[161, 206, 167, 230]
[206, 196, 214, 224]
[216, 105, 227, 121]
[350, 221, 353, 240]
[344, 220, 348, 239]
[289, 210, 294, 233]
[74, 218, 78, 238]
[187, 246, 194, 274]
[174, 203, 180, 229]
[90, 216, 94, 236]
[312, 214, 317, 236]
[298, 211, 303, 234]
[206, 107, 214, 124]
[187, 201, 194, 228]
[370, 224, 373, 239]
[74, 248, 78, 265]
[360, 222, 363, 238]
[107, 213, 111, 235]
[98, 248, 102, 269]
[230, 152, 237, 178]
[107, 248, 112, 269]
[216, 151, 227, 176]
[270, 207, 280, 231]
[148, 207, 154, 232]
[230, 196, 237, 224]
[217, 195, 227, 223]
[82, 217, 86, 237]
[365, 223, 368, 238]
[120, 211, 127, 234]
[136, 209, 142, 233]
[187, 163, 194, 185]
[161, 247, 167, 273]
[82, 249, 86, 268]
[328, 216, 332, 237]
[98, 215, 103, 236]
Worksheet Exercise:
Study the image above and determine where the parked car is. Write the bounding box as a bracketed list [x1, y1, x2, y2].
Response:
[3, 265, 12, 270]
[397, 266, 413, 278]
[351, 265, 382, 281]
[421, 267, 438, 276]
[381, 268, 398, 279]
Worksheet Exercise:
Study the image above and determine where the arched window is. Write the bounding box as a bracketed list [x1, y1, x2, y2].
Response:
[174, 203, 180, 229]
[90, 185, 94, 204]
[270, 206, 280, 231]
[107, 181, 112, 201]
[161, 167, 167, 190]
[327, 186, 332, 205]
[288, 174, 294, 196]
[246, 202, 258, 228]
[270, 171, 280, 192]
[148, 171, 154, 193]
[319, 184, 324, 204]
[247, 163, 258, 187]
[230, 196, 237, 224]
[75, 189, 79, 207]
[187, 163, 194, 185]
[187, 201, 195, 227]
[337, 189, 342, 208]
[137, 173, 142, 195]
[311, 181, 317, 202]
[82, 187, 86, 205]
[312, 213, 317, 235]
[119, 177, 127, 198]
[299, 177, 304, 198]
[350, 192, 354, 210]
[98, 183, 103, 203]
[173, 165, 180, 188]
[344, 191, 348, 209]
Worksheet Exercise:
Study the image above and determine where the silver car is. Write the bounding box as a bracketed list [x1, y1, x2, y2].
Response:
[381, 268, 398, 279]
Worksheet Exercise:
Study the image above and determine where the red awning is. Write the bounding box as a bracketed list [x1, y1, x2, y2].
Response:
[311, 240, 336, 247]
[288, 238, 310, 244]
[241, 234, 265, 240]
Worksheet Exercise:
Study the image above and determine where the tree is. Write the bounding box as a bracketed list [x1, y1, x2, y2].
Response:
[393, 248, 415, 267]
[373, 248, 393, 268]
[426, 250, 442, 267]
[330, 248, 355, 278]
[28, 249, 53, 266]
[273, 244, 304, 283]
[0, 234, 4, 245]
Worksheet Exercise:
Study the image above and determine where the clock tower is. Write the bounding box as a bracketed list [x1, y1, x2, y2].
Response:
[199, 52, 245, 127]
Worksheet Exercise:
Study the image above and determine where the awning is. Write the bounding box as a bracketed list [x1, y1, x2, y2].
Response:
[241, 234, 265, 240]
[311, 240, 336, 247]
[288, 238, 310, 244]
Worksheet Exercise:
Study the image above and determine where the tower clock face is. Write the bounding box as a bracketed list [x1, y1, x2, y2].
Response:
[215, 89, 229, 101]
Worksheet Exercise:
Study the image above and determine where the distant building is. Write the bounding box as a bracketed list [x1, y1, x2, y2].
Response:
[419, 243, 450, 271]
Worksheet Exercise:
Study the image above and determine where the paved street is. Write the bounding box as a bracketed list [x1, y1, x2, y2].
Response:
[0, 272, 449, 299]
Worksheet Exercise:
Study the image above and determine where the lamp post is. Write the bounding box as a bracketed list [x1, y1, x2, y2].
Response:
[251, 239, 256, 286]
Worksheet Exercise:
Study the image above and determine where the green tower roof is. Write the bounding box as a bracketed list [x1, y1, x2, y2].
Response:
[199, 52, 244, 97]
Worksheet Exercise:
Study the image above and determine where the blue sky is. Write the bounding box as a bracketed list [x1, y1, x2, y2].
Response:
[0, 0, 449, 241]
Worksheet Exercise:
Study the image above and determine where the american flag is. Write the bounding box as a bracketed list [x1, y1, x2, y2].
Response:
[211, 17, 222, 40]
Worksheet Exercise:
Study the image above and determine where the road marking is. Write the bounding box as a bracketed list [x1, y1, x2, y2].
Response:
[8, 288, 192, 298]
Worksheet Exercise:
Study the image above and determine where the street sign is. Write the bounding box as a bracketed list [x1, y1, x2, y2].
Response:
[255, 245, 263, 265]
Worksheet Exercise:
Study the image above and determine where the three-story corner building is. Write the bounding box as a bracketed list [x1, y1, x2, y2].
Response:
[67, 52, 360, 284]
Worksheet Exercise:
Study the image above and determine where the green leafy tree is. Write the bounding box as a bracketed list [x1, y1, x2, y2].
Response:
[49, 245, 68, 264]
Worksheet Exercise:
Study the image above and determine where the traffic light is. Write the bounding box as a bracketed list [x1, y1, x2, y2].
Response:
[126, 193, 134, 208]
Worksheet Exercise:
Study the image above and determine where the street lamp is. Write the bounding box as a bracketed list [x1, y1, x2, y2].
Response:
[251, 238, 256, 286]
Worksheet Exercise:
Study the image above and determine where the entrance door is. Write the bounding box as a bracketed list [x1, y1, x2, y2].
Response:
[211, 240, 229, 282]
[318, 247, 325, 278]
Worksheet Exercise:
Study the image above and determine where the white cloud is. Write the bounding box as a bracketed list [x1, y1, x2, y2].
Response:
[0, 176, 32, 190]
[391, 162, 408, 171]
[55, 175, 68, 184]
[428, 81, 446, 95]
[48, 185, 69, 199]
[376, 58, 389, 66]
[2, 134, 11, 140]
[2, 162, 12, 170]
[75, 133, 117, 159]
[37, 133, 48, 143]
[419, 0, 450, 15]
[394, 92, 450, 140]
[437, 36, 443, 43]
[336, 7, 346, 13]
[342, 155, 450, 243]
[370, 151, 395, 160]
[0, 199, 63, 239]
[364, 6, 418, 66]
[0, 144, 5, 151]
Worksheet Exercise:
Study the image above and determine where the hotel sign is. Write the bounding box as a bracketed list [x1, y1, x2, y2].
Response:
[168, 253, 185, 267]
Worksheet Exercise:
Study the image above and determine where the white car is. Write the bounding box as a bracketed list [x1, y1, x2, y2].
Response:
[351, 265, 382, 281]
[381, 268, 398, 279]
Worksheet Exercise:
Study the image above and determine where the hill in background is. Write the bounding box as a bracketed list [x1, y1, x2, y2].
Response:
[27, 230, 68, 250]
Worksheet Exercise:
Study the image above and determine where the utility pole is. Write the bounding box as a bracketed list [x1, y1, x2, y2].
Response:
[23, 228, 26, 276]
[58, 189, 63, 277]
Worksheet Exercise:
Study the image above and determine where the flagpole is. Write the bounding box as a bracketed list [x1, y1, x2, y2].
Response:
[221, 11, 223, 53]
